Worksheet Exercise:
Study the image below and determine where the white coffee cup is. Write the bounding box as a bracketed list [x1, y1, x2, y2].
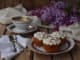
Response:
[12, 16, 32, 28]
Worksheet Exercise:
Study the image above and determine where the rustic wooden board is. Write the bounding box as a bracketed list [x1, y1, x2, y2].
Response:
[13, 48, 32, 60]
[53, 53, 72, 60]
[26, 50, 33, 60]
[0, 24, 6, 35]
[34, 53, 51, 60]
[14, 50, 26, 60]
[33, 0, 49, 8]
[71, 43, 80, 60]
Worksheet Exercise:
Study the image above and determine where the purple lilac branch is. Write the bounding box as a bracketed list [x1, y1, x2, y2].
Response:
[29, 1, 78, 26]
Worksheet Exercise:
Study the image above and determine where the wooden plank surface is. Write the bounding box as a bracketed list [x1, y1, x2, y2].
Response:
[14, 50, 26, 60]
[14, 49, 31, 60]
[53, 53, 72, 60]
[26, 50, 33, 60]
[0, 24, 6, 35]
[34, 53, 51, 60]
[71, 42, 80, 60]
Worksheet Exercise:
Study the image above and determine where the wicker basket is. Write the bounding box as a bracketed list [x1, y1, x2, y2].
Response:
[0, 0, 49, 10]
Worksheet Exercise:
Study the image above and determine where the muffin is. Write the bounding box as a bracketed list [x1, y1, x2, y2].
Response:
[32, 32, 47, 47]
[50, 31, 67, 45]
[43, 35, 61, 53]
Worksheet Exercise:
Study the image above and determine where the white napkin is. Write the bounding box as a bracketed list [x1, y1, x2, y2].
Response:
[68, 23, 80, 41]
[0, 4, 27, 24]
[59, 23, 80, 41]
[0, 35, 31, 60]
[16, 35, 31, 48]
[59, 26, 74, 38]
[14, 4, 27, 15]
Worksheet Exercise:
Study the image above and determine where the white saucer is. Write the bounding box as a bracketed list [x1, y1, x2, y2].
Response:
[38, 24, 55, 29]
[7, 24, 38, 34]
[29, 38, 75, 55]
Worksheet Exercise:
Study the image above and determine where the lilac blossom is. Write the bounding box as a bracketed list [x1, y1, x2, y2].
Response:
[29, 1, 78, 26]
[54, 1, 65, 9]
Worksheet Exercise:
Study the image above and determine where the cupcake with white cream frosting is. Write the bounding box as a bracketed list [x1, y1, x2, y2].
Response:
[50, 31, 67, 44]
[32, 32, 47, 47]
[43, 35, 61, 53]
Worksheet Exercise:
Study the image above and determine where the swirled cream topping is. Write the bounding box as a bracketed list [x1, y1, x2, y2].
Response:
[43, 35, 61, 45]
[50, 31, 61, 38]
[34, 32, 47, 41]
[34, 31, 66, 45]
[50, 31, 66, 38]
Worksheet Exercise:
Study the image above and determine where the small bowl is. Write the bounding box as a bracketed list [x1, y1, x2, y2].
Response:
[12, 16, 32, 27]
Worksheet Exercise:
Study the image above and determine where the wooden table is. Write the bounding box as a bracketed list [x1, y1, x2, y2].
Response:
[0, 23, 80, 60]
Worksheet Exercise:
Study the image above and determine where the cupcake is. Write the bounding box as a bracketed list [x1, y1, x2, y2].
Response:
[50, 31, 67, 44]
[32, 32, 47, 47]
[43, 35, 61, 53]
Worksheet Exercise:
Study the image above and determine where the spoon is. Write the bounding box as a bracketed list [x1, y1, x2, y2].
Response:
[9, 35, 17, 52]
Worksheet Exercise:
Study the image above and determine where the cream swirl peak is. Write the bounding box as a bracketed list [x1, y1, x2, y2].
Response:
[43, 35, 61, 45]
[50, 31, 61, 38]
[50, 31, 66, 38]
[34, 32, 47, 41]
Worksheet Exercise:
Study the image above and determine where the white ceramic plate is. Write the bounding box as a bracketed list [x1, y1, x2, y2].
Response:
[7, 24, 38, 34]
[29, 38, 75, 55]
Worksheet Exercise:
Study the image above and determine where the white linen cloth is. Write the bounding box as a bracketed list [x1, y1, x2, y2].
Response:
[0, 4, 27, 24]
[59, 23, 80, 41]
[0, 4, 42, 26]
[0, 35, 31, 60]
